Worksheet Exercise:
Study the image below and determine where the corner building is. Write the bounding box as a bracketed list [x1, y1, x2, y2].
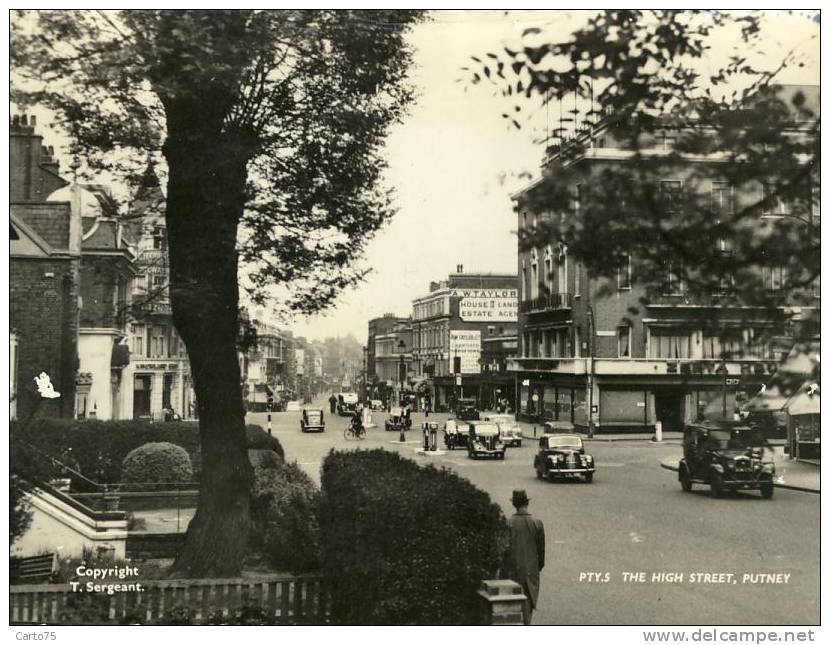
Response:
[511, 85, 819, 431]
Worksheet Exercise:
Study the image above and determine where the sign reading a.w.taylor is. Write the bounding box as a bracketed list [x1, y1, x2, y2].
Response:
[452, 288, 518, 322]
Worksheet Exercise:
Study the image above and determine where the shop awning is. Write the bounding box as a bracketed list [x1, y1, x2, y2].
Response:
[111, 343, 131, 369]
[785, 384, 820, 416]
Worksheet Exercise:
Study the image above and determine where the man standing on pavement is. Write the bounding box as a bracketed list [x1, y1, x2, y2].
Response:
[502, 489, 545, 624]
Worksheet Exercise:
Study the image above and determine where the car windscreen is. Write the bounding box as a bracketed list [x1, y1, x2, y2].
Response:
[473, 424, 499, 435]
[544, 435, 583, 449]
[306, 411, 322, 422]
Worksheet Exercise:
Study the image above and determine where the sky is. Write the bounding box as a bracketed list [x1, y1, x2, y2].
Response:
[11, 10, 819, 343]
[287, 9, 820, 342]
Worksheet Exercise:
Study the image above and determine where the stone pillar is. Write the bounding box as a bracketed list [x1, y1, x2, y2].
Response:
[477, 579, 527, 625]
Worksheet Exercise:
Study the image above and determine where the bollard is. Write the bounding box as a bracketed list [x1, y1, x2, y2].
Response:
[654, 420, 663, 443]
[477, 579, 527, 625]
[429, 423, 438, 451]
[422, 422, 430, 451]
[267, 410, 272, 436]
[533, 425, 537, 438]
[400, 427, 406, 443]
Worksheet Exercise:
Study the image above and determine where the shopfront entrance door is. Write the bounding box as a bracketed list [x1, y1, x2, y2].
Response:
[654, 389, 685, 432]
[133, 374, 152, 419]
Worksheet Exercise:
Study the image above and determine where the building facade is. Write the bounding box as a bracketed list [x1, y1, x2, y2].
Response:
[410, 268, 518, 410]
[10, 115, 78, 420]
[122, 164, 195, 421]
[511, 86, 820, 432]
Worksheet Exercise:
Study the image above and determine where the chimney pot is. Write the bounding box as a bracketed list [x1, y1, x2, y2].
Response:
[457, 264, 464, 273]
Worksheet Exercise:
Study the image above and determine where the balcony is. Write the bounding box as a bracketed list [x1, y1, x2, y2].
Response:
[518, 293, 573, 314]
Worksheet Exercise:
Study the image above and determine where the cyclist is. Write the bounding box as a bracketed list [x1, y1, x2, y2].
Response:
[350, 409, 365, 438]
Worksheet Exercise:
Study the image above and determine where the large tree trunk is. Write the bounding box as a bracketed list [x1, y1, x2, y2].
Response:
[162, 117, 255, 578]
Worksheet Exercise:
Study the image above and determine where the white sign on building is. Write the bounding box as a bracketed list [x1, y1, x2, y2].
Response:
[294, 348, 305, 376]
[453, 288, 518, 322]
[449, 330, 482, 374]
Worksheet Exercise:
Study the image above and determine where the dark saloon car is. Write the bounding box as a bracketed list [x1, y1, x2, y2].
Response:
[385, 407, 409, 432]
[300, 408, 325, 433]
[454, 398, 480, 422]
[678, 421, 775, 499]
[467, 422, 505, 460]
[534, 434, 595, 482]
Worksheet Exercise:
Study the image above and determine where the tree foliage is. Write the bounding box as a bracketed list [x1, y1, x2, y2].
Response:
[469, 10, 819, 345]
[12, 9, 423, 314]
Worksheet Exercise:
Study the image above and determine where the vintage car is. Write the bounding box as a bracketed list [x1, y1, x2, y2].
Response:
[454, 398, 481, 421]
[678, 421, 775, 499]
[300, 408, 325, 433]
[336, 392, 359, 416]
[534, 434, 595, 482]
[385, 407, 409, 432]
[443, 418, 472, 449]
[370, 399, 384, 411]
[467, 422, 505, 460]
[483, 413, 523, 447]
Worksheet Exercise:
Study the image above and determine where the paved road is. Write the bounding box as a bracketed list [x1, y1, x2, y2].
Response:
[248, 402, 820, 625]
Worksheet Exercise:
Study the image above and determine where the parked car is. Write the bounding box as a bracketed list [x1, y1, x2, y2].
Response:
[534, 434, 595, 482]
[443, 418, 472, 449]
[454, 398, 480, 421]
[300, 408, 325, 433]
[678, 421, 775, 499]
[385, 407, 409, 432]
[483, 413, 523, 447]
[467, 422, 505, 460]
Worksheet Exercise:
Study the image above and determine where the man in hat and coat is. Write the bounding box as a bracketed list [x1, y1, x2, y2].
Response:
[502, 489, 546, 624]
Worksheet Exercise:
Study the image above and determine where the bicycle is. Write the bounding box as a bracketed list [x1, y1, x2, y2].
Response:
[344, 420, 366, 441]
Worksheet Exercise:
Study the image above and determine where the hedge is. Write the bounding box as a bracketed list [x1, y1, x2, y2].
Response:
[319, 449, 508, 625]
[11, 418, 283, 485]
[121, 442, 194, 484]
[250, 458, 321, 574]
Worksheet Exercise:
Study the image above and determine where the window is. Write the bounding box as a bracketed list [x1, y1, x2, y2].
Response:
[711, 181, 733, 216]
[648, 328, 691, 359]
[662, 133, 677, 151]
[131, 324, 145, 356]
[152, 226, 167, 250]
[665, 262, 686, 295]
[521, 264, 529, 301]
[617, 254, 632, 290]
[133, 274, 147, 294]
[530, 251, 539, 299]
[152, 274, 166, 288]
[618, 326, 631, 357]
[151, 327, 166, 358]
[763, 266, 787, 292]
[660, 180, 683, 213]
[488, 326, 495, 336]
[762, 183, 788, 217]
[574, 261, 581, 297]
[544, 251, 553, 295]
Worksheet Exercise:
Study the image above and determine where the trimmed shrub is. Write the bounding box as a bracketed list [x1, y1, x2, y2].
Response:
[121, 442, 193, 484]
[11, 419, 283, 484]
[250, 458, 320, 574]
[319, 449, 509, 625]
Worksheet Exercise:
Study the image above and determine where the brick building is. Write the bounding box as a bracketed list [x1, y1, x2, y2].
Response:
[410, 267, 518, 410]
[511, 85, 820, 431]
[10, 114, 78, 419]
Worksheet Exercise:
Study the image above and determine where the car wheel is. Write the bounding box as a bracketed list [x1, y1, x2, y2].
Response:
[584, 473, 594, 483]
[760, 482, 774, 499]
[710, 471, 724, 498]
[679, 466, 693, 492]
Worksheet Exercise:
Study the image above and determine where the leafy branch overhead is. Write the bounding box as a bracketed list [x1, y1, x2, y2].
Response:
[466, 10, 819, 324]
[12, 9, 423, 314]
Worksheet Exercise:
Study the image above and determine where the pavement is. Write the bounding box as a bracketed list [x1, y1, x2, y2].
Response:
[659, 446, 820, 493]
